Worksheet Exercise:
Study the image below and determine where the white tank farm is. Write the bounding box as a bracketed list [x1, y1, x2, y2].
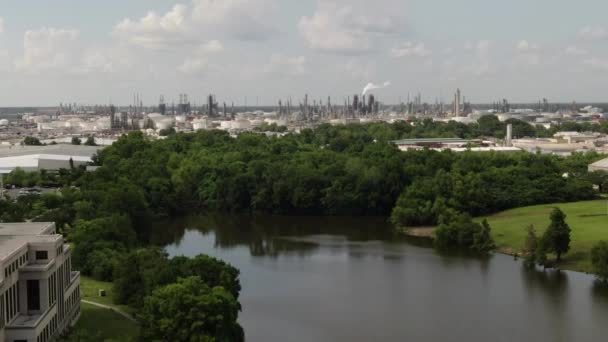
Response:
[155, 118, 174, 130]
[264, 119, 286, 126]
[232, 119, 251, 130]
[192, 119, 210, 131]
[250, 120, 263, 127]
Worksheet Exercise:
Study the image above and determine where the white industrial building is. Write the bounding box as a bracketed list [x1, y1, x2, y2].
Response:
[0, 222, 80, 342]
[0, 145, 101, 173]
[590, 157, 608, 172]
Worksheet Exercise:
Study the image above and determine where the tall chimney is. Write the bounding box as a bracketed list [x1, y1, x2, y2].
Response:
[506, 124, 513, 147]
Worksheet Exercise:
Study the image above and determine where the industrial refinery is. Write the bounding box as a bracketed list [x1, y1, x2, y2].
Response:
[1, 86, 607, 155]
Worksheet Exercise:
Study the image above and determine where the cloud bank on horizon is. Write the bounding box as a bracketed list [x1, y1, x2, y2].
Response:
[0, 0, 607, 105]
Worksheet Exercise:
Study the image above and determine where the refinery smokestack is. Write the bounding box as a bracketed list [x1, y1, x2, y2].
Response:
[506, 124, 513, 147]
[362, 82, 391, 96]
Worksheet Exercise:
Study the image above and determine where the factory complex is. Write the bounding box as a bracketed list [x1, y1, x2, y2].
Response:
[0, 89, 606, 172]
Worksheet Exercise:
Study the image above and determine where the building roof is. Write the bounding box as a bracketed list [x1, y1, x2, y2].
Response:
[0, 144, 101, 158]
[0, 223, 57, 261]
[0, 145, 100, 172]
[0, 222, 54, 236]
[392, 138, 477, 145]
[590, 157, 608, 172]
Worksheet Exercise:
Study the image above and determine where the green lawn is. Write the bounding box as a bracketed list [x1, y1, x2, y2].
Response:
[59, 277, 139, 341]
[480, 199, 608, 272]
[80, 276, 133, 315]
[61, 303, 139, 342]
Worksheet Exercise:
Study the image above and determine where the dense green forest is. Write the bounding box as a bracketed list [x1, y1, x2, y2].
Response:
[1, 118, 607, 340]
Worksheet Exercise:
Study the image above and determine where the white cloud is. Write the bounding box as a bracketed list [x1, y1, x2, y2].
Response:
[0, 50, 9, 73]
[582, 58, 608, 71]
[113, 4, 191, 49]
[578, 26, 608, 40]
[513, 40, 542, 68]
[263, 54, 307, 76]
[516, 40, 539, 52]
[178, 58, 208, 74]
[299, 0, 402, 54]
[79, 49, 115, 74]
[0, 18, 4, 34]
[192, 0, 277, 41]
[176, 40, 223, 75]
[338, 59, 376, 79]
[114, 0, 276, 50]
[565, 46, 588, 56]
[199, 40, 223, 54]
[391, 42, 431, 58]
[459, 40, 494, 76]
[15, 28, 79, 72]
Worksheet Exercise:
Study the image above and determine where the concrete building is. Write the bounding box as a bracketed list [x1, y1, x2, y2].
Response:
[0, 222, 80, 342]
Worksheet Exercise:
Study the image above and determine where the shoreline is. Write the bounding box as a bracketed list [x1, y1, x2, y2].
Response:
[400, 227, 591, 275]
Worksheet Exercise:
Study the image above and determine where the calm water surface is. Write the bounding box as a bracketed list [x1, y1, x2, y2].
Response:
[154, 215, 608, 342]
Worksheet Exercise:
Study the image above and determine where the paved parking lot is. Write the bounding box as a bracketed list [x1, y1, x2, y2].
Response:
[2, 187, 60, 199]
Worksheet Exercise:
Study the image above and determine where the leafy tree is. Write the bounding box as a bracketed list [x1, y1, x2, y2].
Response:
[591, 241, 608, 283]
[140, 276, 244, 342]
[4, 168, 40, 187]
[159, 127, 176, 136]
[588, 171, 608, 193]
[170, 255, 241, 299]
[88, 248, 124, 281]
[434, 211, 494, 253]
[542, 208, 571, 262]
[523, 225, 539, 268]
[472, 219, 495, 253]
[69, 215, 137, 275]
[476, 115, 504, 138]
[84, 136, 97, 146]
[23, 136, 42, 145]
[71, 136, 82, 145]
[113, 247, 172, 308]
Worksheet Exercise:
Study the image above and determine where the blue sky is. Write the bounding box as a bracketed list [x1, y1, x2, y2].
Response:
[0, 0, 607, 106]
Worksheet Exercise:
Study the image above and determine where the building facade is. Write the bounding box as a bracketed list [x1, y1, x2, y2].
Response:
[0, 222, 80, 342]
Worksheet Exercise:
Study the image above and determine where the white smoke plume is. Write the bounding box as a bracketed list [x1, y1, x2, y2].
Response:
[362, 81, 391, 96]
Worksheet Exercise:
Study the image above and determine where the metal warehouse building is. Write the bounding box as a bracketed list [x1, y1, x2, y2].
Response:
[0, 145, 102, 173]
[589, 157, 608, 172]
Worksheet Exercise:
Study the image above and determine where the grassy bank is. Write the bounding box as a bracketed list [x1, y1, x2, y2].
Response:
[62, 303, 139, 341]
[80, 276, 133, 314]
[480, 199, 608, 272]
[59, 277, 139, 341]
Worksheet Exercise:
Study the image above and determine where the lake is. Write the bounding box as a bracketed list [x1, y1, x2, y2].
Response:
[155, 214, 608, 342]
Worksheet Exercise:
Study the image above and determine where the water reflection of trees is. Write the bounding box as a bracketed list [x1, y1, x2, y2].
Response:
[521, 266, 569, 298]
[521, 266, 569, 340]
[149, 214, 395, 258]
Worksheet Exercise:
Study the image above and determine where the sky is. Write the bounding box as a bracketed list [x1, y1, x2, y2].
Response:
[1, 0, 608, 106]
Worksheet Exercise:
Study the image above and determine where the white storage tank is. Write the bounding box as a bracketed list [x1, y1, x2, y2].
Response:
[232, 119, 251, 130]
[192, 119, 209, 131]
[220, 121, 233, 130]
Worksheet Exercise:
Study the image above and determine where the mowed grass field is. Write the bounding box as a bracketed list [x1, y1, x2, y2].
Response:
[479, 200, 608, 272]
[62, 303, 139, 341]
[59, 277, 139, 341]
[80, 276, 134, 315]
